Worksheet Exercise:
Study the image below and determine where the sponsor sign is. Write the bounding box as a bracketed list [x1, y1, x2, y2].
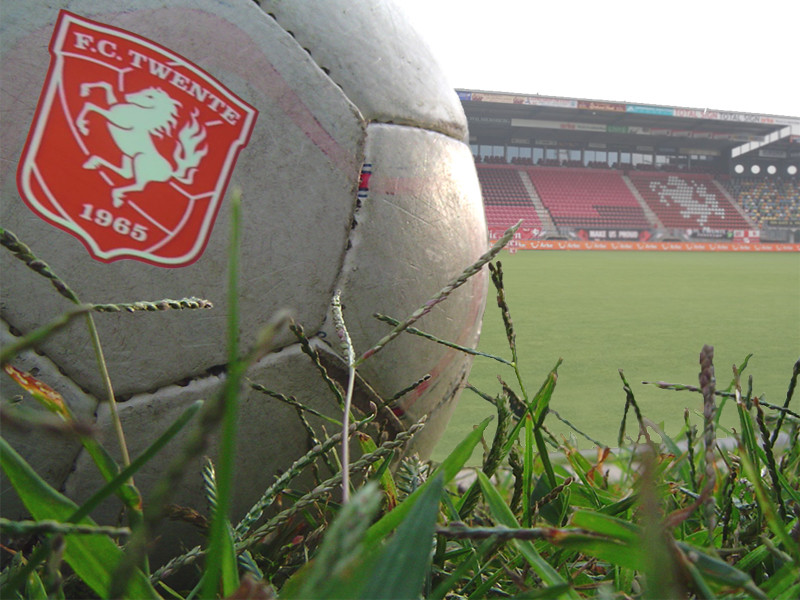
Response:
[17, 11, 257, 267]
[522, 96, 578, 108]
[626, 105, 674, 116]
[577, 100, 626, 113]
[733, 229, 760, 244]
[577, 229, 645, 241]
[511, 118, 606, 132]
[674, 108, 703, 119]
[688, 229, 736, 240]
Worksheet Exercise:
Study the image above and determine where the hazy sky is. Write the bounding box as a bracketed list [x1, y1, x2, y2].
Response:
[399, 0, 798, 118]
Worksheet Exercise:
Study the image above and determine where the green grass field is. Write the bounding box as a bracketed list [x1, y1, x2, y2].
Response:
[432, 250, 800, 463]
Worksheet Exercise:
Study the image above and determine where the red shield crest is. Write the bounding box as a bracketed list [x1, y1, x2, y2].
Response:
[17, 11, 258, 267]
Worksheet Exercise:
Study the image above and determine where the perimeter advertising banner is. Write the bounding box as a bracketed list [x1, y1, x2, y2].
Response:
[491, 238, 800, 253]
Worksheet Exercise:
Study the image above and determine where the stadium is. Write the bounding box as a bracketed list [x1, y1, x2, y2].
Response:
[458, 89, 800, 250]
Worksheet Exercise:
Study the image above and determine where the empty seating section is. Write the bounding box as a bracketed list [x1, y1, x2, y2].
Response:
[526, 167, 650, 229]
[727, 177, 800, 227]
[478, 165, 532, 206]
[477, 165, 542, 231]
[628, 172, 750, 230]
[475, 164, 789, 235]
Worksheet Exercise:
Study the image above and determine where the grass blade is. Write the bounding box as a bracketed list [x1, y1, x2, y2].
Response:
[357, 476, 443, 600]
[476, 470, 578, 598]
[72, 400, 202, 523]
[283, 482, 383, 599]
[738, 444, 799, 566]
[569, 510, 641, 545]
[364, 416, 492, 548]
[3, 364, 142, 512]
[0, 307, 92, 367]
[0, 437, 158, 599]
[502, 359, 562, 457]
[202, 188, 243, 599]
[676, 541, 767, 599]
[523, 414, 534, 527]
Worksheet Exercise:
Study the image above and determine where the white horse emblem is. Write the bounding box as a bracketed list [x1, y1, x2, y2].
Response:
[76, 83, 209, 207]
[650, 176, 725, 227]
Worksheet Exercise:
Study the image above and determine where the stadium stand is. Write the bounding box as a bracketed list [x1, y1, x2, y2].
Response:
[477, 165, 543, 233]
[627, 172, 751, 230]
[526, 167, 651, 229]
[474, 160, 800, 241]
[727, 177, 800, 227]
[460, 88, 799, 245]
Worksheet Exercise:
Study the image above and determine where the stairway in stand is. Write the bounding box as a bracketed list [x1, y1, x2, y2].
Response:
[518, 169, 555, 231]
[622, 174, 662, 228]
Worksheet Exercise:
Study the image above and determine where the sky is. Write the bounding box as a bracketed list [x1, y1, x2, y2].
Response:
[399, 0, 798, 118]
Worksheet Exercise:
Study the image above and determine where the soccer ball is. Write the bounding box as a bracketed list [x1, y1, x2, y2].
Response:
[0, 0, 487, 565]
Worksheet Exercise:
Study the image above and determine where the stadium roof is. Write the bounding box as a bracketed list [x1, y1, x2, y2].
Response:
[459, 89, 800, 161]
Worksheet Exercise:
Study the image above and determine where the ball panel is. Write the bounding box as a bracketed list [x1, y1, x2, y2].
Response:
[0, 318, 98, 521]
[64, 338, 362, 567]
[327, 123, 488, 455]
[1, 0, 365, 398]
[262, 0, 469, 143]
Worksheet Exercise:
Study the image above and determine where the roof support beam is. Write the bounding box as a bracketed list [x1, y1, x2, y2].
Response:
[732, 124, 798, 158]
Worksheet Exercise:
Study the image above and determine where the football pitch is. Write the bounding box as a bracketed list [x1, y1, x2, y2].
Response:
[432, 249, 800, 463]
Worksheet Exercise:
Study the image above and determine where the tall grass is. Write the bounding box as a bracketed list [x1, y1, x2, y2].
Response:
[1, 211, 798, 598]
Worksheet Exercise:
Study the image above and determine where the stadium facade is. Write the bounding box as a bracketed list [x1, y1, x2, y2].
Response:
[459, 89, 800, 248]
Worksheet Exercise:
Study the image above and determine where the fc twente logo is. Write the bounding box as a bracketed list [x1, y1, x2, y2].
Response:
[17, 11, 258, 267]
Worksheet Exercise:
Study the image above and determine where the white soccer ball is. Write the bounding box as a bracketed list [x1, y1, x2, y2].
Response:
[0, 0, 487, 566]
